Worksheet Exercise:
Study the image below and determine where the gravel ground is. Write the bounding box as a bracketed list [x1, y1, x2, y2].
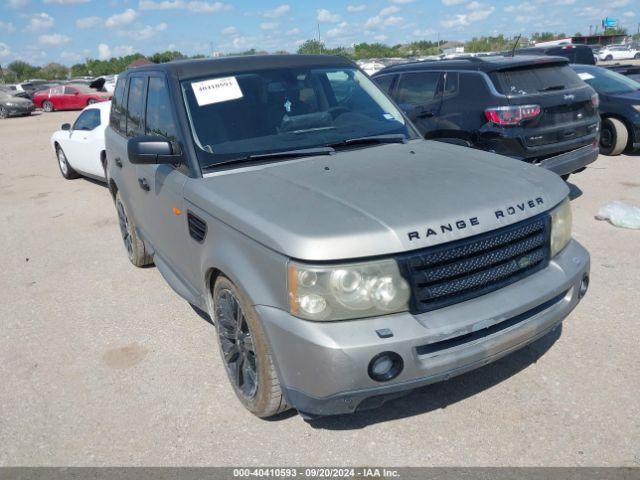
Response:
[0, 111, 639, 467]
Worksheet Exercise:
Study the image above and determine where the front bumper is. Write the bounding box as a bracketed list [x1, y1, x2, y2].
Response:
[258, 239, 590, 416]
[3, 104, 34, 117]
[537, 143, 599, 176]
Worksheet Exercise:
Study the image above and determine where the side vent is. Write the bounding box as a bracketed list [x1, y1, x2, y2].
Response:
[187, 211, 207, 243]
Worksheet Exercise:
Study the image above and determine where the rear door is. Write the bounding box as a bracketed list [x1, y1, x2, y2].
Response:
[489, 62, 599, 154]
[393, 71, 443, 136]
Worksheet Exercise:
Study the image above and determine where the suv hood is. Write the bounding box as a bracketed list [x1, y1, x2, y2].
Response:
[189, 140, 569, 261]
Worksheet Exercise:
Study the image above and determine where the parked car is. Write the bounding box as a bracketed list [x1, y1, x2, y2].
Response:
[0, 85, 31, 100]
[373, 55, 600, 180]
[604, 64, 640, 83]
[20, 80, 59, 99]
[0, 90, 35, 118]
[597, 45, 640, 62]
[572, 64, 640, 156]
[50, 101, 110, 180]
[512, 44, 596, 65]
[33, 84, 112, 112]
[105, 55, 590, 419]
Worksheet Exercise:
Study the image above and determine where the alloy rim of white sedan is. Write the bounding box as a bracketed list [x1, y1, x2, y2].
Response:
[57, 149, 69, 175]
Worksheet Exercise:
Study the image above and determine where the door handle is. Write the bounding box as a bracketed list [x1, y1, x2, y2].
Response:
[114, 157, 122, 168]
[138, 177, 150, 191]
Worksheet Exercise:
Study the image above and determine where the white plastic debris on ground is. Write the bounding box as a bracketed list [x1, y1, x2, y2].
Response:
[596, 201, 640, 229]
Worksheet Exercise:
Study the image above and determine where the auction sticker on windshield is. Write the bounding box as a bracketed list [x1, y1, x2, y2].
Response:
[192, 76, 243, 106]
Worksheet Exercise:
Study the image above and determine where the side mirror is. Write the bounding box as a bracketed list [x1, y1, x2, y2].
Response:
[61, 123, 71, 131]
[127, 136, 182, 165]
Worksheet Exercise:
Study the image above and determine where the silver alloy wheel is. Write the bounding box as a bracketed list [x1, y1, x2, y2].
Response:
[57, 148, 69, 175]
[116, 200, 134, 260]
[42, 101, 53, 112]
[0, 106, 7, 119]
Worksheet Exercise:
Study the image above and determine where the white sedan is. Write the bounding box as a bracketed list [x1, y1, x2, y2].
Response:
[597, 45, 640, 62]
[50, 101, 110, 181]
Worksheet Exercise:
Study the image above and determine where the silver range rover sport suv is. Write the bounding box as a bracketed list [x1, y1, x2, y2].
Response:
[105, 55, 590, 419]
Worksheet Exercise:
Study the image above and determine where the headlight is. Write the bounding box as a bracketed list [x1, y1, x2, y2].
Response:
[550, 198, 572, 258]
[288, 258, 410, 321]
[5, 102, 16, 107]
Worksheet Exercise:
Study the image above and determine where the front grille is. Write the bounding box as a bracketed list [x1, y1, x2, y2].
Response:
[397, 214, 551, 314]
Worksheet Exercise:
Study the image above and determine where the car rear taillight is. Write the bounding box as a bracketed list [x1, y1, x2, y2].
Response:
[484, 105, 541, 126]
[591, 93, 599, 108]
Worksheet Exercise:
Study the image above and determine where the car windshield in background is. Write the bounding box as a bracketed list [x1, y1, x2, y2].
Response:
[181, 67, 414, 168]
[575, 67, 640, 95]
[491, 65, 583, 96]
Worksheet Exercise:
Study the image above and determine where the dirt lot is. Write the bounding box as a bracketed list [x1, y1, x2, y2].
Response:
[1, 111, 639, 467]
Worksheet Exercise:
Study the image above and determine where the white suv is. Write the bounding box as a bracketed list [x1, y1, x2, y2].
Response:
[598, 45, 640, 62]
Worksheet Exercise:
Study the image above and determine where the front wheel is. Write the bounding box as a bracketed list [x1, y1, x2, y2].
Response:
[87, 98, 97, 105]
[600, 117, 629, 156]
[605, 55, 613, 61]
[635, 53, 640, 60]
[115, 191, 153, 267]
[56, 146, 80, 179]
[0, 106, 8, 119]
[213, 275, 289, 418]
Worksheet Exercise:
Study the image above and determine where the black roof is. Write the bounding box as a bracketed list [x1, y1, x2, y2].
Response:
[122, 54, 356, 80]
[374, 55, 569, 76]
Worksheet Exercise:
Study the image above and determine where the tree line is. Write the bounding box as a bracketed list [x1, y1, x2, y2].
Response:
[1, 29, 637, 83]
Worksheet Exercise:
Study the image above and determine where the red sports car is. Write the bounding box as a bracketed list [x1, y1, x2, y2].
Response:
[33, 84, 112, 112]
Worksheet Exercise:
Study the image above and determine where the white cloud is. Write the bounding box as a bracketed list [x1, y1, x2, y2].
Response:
[346, 4, 366, 12]
[623, 10, 635, 16]
[120, 22, 167, 40]
[222, 25, 236, 34]
[286, 27, 300, 35]
[441, 6, 494, 27]
[379, 5, 400, 16]
[0, 21, 16, 33]
[75, 16, 102, 29]
[60, 50, 83, 61]
[326, 21, 348, 38]
[260, 22, 278, 30]
[232, 36, 250, 49]
[316, 9, 341, 23]
[43, 0, 88, 4]
[98, 43, 111, 60]
[389, 0, 414, 3]
[25, 13, 54, 32]
[39, 33, 70, 45]
[442, 0, 466, 5]
[7, 0, 29, 8]
[610, 0, 629, 7]
[504, 2, 537, 13]
[105, 9, 137, 28]
[0, 42, 11, 59]
[466, 1, 482, 10]
[113, 45, 135, 56]
[413, 28, 436, 36]
[264, 4, 290, 18]
[186, 1, 232, 13]
[365, 14, 405, 29]
[374, 34, 387, 41]
[139, 0, 183, 9]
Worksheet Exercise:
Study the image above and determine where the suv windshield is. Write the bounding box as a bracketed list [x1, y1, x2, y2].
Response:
[574, 67, 640, 94]
[491, 65, 583, 96]
[181, 66, 414, 167]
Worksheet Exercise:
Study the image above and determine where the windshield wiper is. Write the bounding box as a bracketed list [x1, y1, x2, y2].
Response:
[541, 85, 565, 91]
[327, 134, 407, 149]
[201, 146, 335, 171]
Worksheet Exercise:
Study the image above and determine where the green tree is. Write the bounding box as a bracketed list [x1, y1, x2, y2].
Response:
[149, 50, 184, 63]
[39, 62, 69, 80]
[7, 60, 39, 81]
[297, 39, 324, 54]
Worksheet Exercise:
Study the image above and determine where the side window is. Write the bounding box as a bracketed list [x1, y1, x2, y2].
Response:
[396, 72, 442, 105]
[145, 76, 179, 144]
[126, 77, 146, 138]
[373, 75, 395, 94]
[443, 72, 459, 99]
[110, 78, 128, 134]
[72, 109, 101, 131]
[51, 86, 64, 95]
[64, 86, 78, 95]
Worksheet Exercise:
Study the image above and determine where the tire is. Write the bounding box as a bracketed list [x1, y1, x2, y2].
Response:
[561, 174, 570, 182]
[0, 106, 7, 119]
[635, 53, 640, 60]
[114, 191, 153, 267]
[605, 55, 613, 61]
[599, 117, 629, 156]
[87, 98, 97, 105]
[42, 100, 53, 112]
[56, 146, 80, 180]
[212, 275, 289, 418]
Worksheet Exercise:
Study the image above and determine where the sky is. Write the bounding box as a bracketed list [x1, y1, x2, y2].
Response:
[0, 0, 638, 65]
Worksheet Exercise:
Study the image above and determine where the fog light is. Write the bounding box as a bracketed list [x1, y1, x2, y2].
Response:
[368, 352, 403, 382]
[579, 274, 589, 299]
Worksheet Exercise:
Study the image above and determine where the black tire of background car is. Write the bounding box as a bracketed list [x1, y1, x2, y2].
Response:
[635, 53, 640, 60]
[114, 191, 154, 267]
[87, 99, 97, 105]
[0, 106, 7, 119]
[42, 100, 53, 112]
[213, 275, 290, 418]
[56, 146, 80, 180]
[599, 117, 629, 156]
[605, 55, 613, 61]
